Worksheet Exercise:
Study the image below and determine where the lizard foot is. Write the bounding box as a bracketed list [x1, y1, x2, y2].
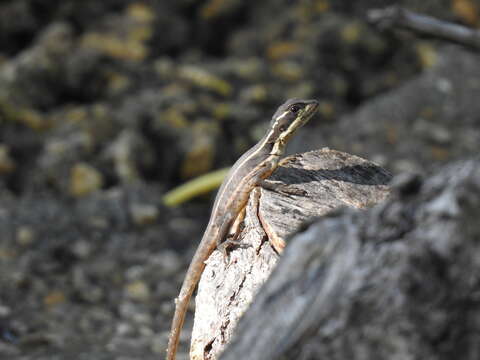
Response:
[217, 236, 250, 263]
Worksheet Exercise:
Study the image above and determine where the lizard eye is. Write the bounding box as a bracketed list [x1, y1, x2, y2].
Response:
[290, 104, 301, 113]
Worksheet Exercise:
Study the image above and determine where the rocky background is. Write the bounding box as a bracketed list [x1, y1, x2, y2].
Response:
[0, 0, 479, 359]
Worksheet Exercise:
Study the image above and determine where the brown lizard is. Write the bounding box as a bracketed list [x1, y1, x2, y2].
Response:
[166, 98, 319, 360]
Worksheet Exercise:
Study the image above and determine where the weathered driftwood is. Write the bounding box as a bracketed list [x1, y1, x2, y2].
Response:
[221, 159, 480, 360]
[190, 148, 391, 360]
[368, 6, 480, 51]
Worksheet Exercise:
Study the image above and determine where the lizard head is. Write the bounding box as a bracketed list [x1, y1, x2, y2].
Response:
[269, 98, 319, 154]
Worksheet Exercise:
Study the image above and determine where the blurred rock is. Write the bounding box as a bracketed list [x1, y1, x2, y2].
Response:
[16, 226, 34, 246]
[43, 291, 66, 307]
[0, 145, 15, 174]
[69, 163, 104, 197]
[125, 280, 151, 302]
[102, 129, 155, 183]
[129, 203, 159, 226]
[0, 22, 74, 110]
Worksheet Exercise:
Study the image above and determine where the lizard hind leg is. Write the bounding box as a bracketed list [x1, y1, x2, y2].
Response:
[216, 205, 247, 256]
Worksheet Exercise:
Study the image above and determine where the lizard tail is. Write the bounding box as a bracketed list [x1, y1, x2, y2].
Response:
[166, 235, 218, 360]
[166, 260, 206, 360]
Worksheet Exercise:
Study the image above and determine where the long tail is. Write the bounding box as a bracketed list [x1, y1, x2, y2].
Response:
[166, 213, 233, 360]
[166, 266, 204, 360]
[166, 237, 217, 360]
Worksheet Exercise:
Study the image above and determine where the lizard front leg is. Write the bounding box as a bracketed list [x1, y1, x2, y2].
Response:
[227, 205, 247, 242]
[216, 207, 247, 256]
